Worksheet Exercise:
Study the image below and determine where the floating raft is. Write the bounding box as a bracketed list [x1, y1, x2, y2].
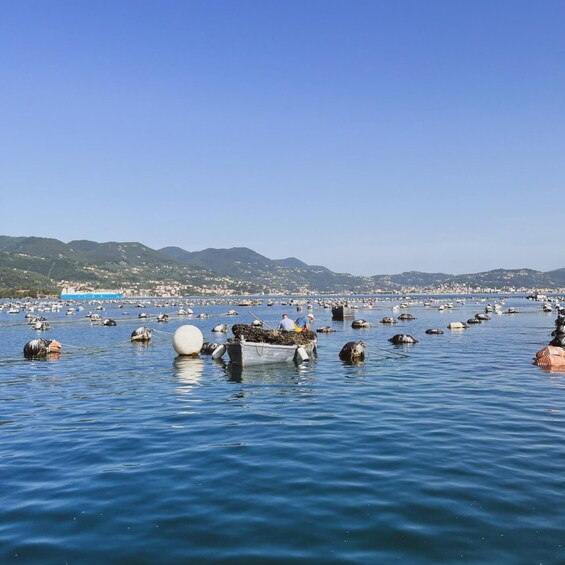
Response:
[331, 306, 355, 320]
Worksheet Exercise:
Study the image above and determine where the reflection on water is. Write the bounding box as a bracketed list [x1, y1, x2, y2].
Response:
[132, 341, 152, 349]
[224, 359, 316, 384]
[173, 355, 204, 388]
[542, 367, 565, 375]
[24, 351, 61, 361]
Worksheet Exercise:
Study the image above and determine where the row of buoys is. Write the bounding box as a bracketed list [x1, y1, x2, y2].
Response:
[23, 325, 209, 359]
[446, 312, 494, 330]
[25, 311, 516, 366]
[338, 309, 509, 364]
[24, 326, 154, 358]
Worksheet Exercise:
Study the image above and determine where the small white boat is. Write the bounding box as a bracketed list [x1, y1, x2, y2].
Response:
[226, 339, 317, 367]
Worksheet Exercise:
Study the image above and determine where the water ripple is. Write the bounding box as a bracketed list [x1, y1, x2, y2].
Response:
[1, 298, 564, 562]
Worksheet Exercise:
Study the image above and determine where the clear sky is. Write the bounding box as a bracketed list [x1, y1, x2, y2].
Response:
[1, 0, 564, 276]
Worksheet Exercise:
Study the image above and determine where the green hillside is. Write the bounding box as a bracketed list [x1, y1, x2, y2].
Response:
[0, 235, 563, 297]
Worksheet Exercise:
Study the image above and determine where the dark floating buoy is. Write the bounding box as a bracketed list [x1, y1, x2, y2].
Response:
[23, 338, 61, 359]
[351, 319, 370, 329]
[549, 315, 565, 347]
[200, 342, 220, 354]
[157, 314, 169, 323]
[551, 314, 565, 339]
[398, 313, 416, 321]
[425, 329, 444, 335]
[339, 341, 366, 363]
[316, 326, 335, 333]
[380, 317, 396, 324]
[131, 326, 152, 342]
[103, 318, 117, 326]
[389, 334, 418, 344]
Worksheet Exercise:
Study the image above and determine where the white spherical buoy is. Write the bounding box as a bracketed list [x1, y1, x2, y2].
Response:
[173, 325, 204, 356]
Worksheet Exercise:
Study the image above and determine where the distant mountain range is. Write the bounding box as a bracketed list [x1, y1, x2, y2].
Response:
[0, 235, 564, 297]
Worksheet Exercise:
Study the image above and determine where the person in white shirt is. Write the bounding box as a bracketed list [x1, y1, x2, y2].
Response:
[278, 313, 296, 331]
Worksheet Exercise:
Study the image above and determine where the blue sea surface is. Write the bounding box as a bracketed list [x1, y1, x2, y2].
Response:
[0, 296, 564, 564]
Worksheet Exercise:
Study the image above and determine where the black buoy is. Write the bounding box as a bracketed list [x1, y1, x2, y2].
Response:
[23, 338, 61, 358]
[339, 341, 366, 363]
[389, 334, 418, 344]
[131, 327, 152, 342]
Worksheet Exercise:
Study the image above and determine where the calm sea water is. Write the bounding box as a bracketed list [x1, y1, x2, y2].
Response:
[0, 296, 564, 564]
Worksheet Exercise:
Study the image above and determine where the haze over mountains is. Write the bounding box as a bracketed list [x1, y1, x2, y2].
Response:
[0, 235, 564, 297]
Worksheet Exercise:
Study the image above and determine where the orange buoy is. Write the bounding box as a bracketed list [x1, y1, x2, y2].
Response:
[534, 354, 565, 369]
[535, 346, 565, 359]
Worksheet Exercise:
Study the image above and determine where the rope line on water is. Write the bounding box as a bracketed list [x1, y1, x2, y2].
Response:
[365, 346, 411, 358]
[151, 327, 174, 336]
[59, 342, 100, 351]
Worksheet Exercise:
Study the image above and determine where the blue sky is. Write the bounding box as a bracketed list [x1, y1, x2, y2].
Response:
[1, 0, 564, 276]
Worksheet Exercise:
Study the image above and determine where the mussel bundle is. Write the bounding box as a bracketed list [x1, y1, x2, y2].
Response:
[230, 324, 316, 346]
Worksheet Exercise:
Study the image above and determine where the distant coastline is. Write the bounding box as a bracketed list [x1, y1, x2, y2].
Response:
[0, 235, 564, 298]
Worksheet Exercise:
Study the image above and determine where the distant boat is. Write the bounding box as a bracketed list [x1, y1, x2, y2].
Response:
[60, 287, 123, 300]
[331, 306, 355, 320]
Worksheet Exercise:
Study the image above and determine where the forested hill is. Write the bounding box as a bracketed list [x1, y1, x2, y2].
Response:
[0, 236, 564, 297]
